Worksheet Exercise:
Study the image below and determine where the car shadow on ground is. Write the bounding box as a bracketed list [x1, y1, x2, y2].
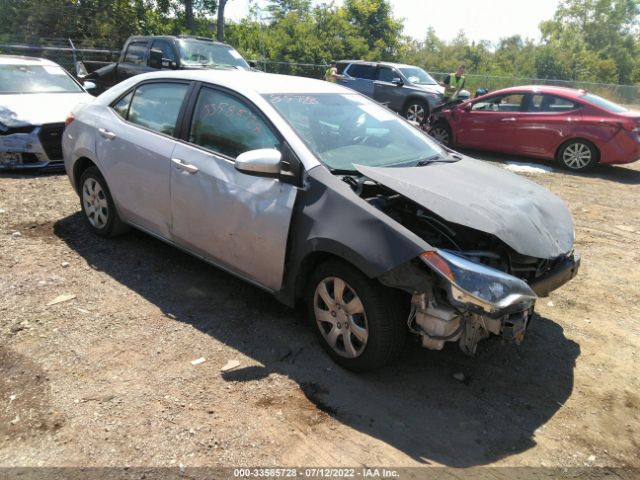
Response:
[54, 212, 580, 467]
[460, 149, 640, 185]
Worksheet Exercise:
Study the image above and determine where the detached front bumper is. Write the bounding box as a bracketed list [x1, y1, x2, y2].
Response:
[0, 124, 65, 171]
[530, 251, 581, 297]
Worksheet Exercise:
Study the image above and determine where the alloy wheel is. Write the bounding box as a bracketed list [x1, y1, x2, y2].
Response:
[313, 276, 369, 358]
[562, 142, 593, 170]
[406, 104, 426, 124]
[82, 177, 109, 229]
[430, 126, 450, 145]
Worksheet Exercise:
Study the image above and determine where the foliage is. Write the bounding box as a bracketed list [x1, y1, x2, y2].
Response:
[1, 0, 640, 86]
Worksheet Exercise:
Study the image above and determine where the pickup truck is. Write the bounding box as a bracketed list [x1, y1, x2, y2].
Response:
[78, 35, 252, 94]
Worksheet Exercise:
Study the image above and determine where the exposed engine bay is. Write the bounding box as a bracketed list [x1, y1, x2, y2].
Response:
[343, 174, 559, 282]
[342, 173, 578, 355]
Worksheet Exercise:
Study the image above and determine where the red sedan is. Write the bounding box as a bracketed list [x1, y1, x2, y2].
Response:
[429, 85, 640, 171]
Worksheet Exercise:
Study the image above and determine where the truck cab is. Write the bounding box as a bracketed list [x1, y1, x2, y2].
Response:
[82, 35, 251, 93]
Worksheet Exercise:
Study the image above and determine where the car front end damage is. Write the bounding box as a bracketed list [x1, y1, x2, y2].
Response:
[0, 123, 66, 170]
[379, 247, 579, 354]
[345, 159, 580, 354]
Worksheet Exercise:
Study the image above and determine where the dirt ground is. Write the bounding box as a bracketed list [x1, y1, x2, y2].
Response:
[0, 153, 639, 472]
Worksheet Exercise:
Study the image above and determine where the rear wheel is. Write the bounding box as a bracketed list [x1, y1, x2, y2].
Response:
[557, 139, 598, 171]
[429, 122, 452, 146]
[79, 167, 128, 237]
[307, 261, 405, 371]
[403, 100, 429, 125]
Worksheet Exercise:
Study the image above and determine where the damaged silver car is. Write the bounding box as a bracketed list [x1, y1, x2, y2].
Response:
[1, 55, 95, 171]
[63, 70, 580, 371]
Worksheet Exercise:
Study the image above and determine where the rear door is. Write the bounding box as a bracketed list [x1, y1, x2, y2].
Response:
[455, 92, 526, 151]
[340, 63, 376, 98]
[515, 93, 582, 157]
[169, 85, 298, 290]
[96, 81, 190, 237]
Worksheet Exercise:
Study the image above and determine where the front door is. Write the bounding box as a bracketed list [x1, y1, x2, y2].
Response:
[96, 81, 190, 238]
[373, 66, 404, 111]
[170, 86, 298, 290]
[456, 92, 526, 151]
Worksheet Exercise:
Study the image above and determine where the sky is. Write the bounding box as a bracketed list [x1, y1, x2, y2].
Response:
[225, 0, 562, 45]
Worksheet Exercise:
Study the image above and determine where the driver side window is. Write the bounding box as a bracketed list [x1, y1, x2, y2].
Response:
[472, 93, 525, 112]
[188, 87, 280, 159]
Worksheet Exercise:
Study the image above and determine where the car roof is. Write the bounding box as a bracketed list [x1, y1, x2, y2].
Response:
[340, 60, 421, 69]
[114, 69, 351, 96]
[127, 35, 231, 47]
[490, 85, 586, 98]
[0, 55, 62, 67]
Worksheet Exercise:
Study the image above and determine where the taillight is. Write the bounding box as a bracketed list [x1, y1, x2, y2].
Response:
[64, 112, 74, 127]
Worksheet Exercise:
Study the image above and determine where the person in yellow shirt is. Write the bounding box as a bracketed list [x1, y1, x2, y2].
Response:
[325, 61, 338, 82]
[442, 64, 466, 101]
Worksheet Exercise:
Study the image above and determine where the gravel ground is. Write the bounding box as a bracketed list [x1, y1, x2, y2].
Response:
[0, 154, 639, 470]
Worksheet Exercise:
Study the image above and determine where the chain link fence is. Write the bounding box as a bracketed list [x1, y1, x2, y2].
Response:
[251, 59, 326, 79]
[0, 42, 119, 75]
[2, 41, 639, 106]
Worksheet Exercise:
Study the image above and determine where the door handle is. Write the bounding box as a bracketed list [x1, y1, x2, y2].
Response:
[171, 157, 199, 174]
[501, 117, 517, 122]
[98, 128, 116, 140]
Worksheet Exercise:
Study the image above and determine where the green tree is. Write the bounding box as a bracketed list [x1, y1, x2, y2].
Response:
[344, 0, 402, 60]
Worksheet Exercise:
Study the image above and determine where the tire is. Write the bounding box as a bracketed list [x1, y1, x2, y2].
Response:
[429, 121, 452, 146]
[403, 99, 429, 125]
[556, 139, 598, 172]
[79, 166, 128, 237]
[306, 260, 406, 372]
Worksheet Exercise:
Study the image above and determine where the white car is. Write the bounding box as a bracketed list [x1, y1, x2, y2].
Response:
[0, 55, 94, 170]
[63, 70, 579, 371]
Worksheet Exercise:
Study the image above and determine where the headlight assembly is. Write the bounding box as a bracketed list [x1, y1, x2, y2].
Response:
[421, 250, 537, 312]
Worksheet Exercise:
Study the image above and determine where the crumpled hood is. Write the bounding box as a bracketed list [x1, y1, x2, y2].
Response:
[0, 93, 93, 127]
[355, 158, 575, 259]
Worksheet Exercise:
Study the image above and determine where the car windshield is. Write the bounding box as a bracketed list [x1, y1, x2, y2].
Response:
[580, 92, 628, 113]
[399, 67, 437, 85]
[0, 64, 82, 94]
[178, 40, 250, 69]
[265, 93, 444, 171]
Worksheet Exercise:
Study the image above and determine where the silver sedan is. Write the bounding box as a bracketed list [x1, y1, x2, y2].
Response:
[63, 70, 579, 371]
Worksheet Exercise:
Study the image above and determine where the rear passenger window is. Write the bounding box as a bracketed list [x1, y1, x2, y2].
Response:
[347, 64, 375, 80]
[188, 87, 279, 159]
[529, 94, 579, 113]
[126, 83, 188, 136]
[112, 91, 133, 119]
[124, 41, 147, 64]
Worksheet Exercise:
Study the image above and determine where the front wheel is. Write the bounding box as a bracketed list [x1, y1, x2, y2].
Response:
[307, 261, 406, 371]
[403, 100, 429, 125]
[429, 122, 452, 146]
[557, 139, 598, 171]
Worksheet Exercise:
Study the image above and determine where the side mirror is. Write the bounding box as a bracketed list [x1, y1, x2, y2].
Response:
[392, 77, 404, 86]
[148, 49, 163, 69]
[83, 81, 96, 91]
[463, 102, 473, 111]
[235, 148, 282, 176]
[248, 60, 257, 68]
[162, 59, 177, 69]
